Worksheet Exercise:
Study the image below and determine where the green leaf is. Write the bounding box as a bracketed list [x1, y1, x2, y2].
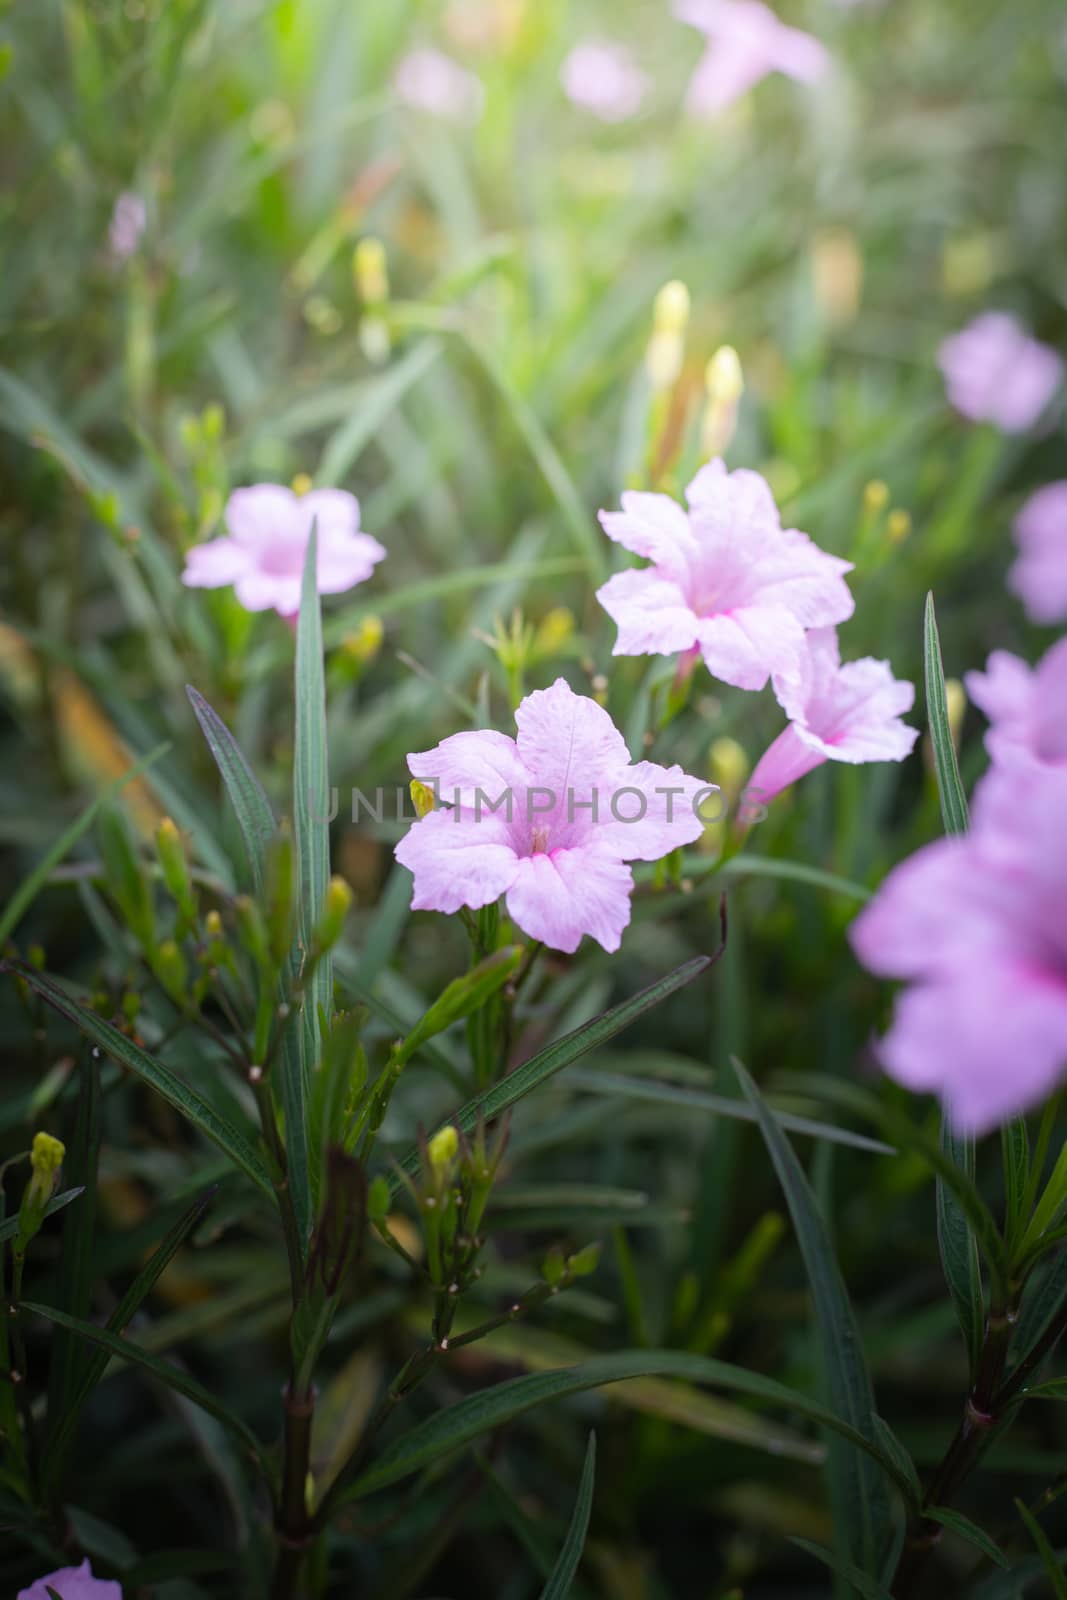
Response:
[335, 1349, 916, 1507]
[22, 1302, 268, 1476]
[731, 1058, 898, 1574]
[790, 1537, 895, 1600]
[186, 686, 275, 890]
[4, 963, 273, 1197]
[926, 1506, 1009, 1568]
[1020, 1377, 1067, 1401]
[44, 1054, 100, 1435]
[1014, 1247, 1067, 1368]
[396, 946, 524, 1066]
[288, 523, 330, 1244]
[923, 591, 968, 836]
[1002, 1118, 1031, 1254]
[391, 956, 714, 1191]
[1015, 1499, 1067, 1599]
[44, 1189, 216, 1485]
[538, 1433, 596, 1600]
[0, 742, 169, 944]
[0, 1187, 84, 1246]
[316, 339, 442, 486]
[937, 1119, 984, 1381]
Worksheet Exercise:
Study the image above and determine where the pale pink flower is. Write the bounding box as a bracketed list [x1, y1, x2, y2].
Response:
[19, 1559, 122, 1600]
[393, 48, 485, 123]
[675, 0, 830, 116]
[748, 627, 917, 803]
[395, 677, 709, 953]
[1008, 481, 1067, 624]
[560, 40, 650, 122]
[937, 313, 1063, 433]
[182, 485, 385, 620]
[964, 637, 1067, 769]
[850, 757, 1067, 1134]
[596, 459, 854, 692]
[108, 191, 146, 261]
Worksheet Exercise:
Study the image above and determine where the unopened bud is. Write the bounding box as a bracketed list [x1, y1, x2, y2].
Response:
[864, 479, 889, 514]
[428, 1124, 459, 1174]
[367, 1175, 391, 1222]
[887, 508, 911, 544]
[533, 606, 575, 659]
[410, 779, 436, 819]
[314, 876, 353, 953]
[234, 894, 270, 967]
[567, 1241, 602, 1278]
[652, 279, 690, 337]
[709, 736, 749, 807]
[291, 472, 313, 497]
[156, 939, 189, 1001]
[702, 345, 744, 454]
[201, 402, 225, 442]
[156, 817, 195, 919]
[354, 237, 389, 306]
[16, 1131, 66, 1252]
[340, 616, 384, 669]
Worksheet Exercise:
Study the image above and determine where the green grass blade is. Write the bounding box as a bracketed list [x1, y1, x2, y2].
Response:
[923, 592, 968, 836]
[335, 1348, 916, 1507]
[186, 687, 275, 891]
[538, 1433, 596, 1600]
[391, 955, 714, 1191]
[1001, 1118, 1031, 1253]
[44, 1053, 100, 1433]
[937, 1121, 984, 1380]
[732, 1057, 896, 1576]
[22, 1301, 268, 1475]
[790, 1537, 894, 1600]
[0, 742, 170, 944]
[4, 963, 272, 1196]
[315, 339, 442, 486]
[925, 1507, 1009, 1568]
[1015, 1498, 1067, 1599]
[0, 1188, 84, 1246]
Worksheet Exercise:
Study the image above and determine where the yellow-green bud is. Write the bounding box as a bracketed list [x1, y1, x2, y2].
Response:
[567, 1242, 601, 1278]
[156, 939, 188, 1001]
[705, 345, 743, 406]
[234, 894, 269, 967]
[887, 508, 912, 544]
[291, 472, 313, 497]
[709, 736, 749, 807]
[340, 615, 384, 667]
[428, 1123, 459, 1174]
[156, 817, 195, 918]
[201, 401, 225, 442]
[410, 780, 436, 819]
[354, 237, 389, 306]
[28, 1132, 65, 1208]
[864, 479, 889, 514]
[652, 279, 691, 336]
[533, 607, 575, 659]
[314, 876, 353, 953]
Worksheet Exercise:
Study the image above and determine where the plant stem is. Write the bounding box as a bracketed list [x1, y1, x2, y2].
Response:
[271, 1380, 316, 1600]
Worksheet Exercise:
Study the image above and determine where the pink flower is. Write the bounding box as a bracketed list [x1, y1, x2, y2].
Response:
[748, 628, 917, 803]
[1008, 481, 1067, 624]
[596, 459, 854, 692]
[181, 485, 385, 621]
[561, 40, 650, 122]
[393, 48, 485, 123]
[675, 0, 831, 116]
[850, 758, 1067, 1133]
[937, 313, 1063, 433]
[108, 191, 146, 261]
[395, 678, 709, 953]
[19, 1559, 122, 1600]
[964, 637, 1067, 769]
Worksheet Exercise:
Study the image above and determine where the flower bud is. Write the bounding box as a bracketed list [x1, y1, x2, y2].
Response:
[156, 939, 189, 1002]
[314, 876, 353, 953]
[532, 607, 575, 660]
[709, 737, 749, 810]
[354, 237, 389, 306]
[701, 345, 744, 455]
[291, 472, 313, 497]
[156, 817, 195, 920]
[410, 779, 436, 819]
[367, 1175, 391, 1223]
[887, 508, 911, 544]
[234, 894, 270, 967]
[428, 1123, 459, 1175]
[652, 279, 690, 337]
[863, 479, 889, 514]
[201, 402, 225, 442]
[567, 1241, 602, 1278]
[16, 1131, 65, 1253]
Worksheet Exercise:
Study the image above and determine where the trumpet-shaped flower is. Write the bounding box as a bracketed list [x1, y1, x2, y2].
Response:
[748, 628, 917, 803]
[395, 678, 709, 953]
[938, 313, 1063, 432]
[675, 0, 830, 117]
[393, 48, 485, 123]
[561, 41, 650, 122]
[850, 758, 1067, 1133]
[1008, 481, 1067, 624]
[182, 485, 385, 620]
[19, 1559, 122, 1599]
[596, 459, 854, 691]
[964, 637, 1067, 768]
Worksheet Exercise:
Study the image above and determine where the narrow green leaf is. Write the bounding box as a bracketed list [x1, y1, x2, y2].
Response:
[1014, 1247, 1067, 1367]
[0, 743, 169, 943]
[3, 964, 272, 1196]
[1015, 1499, 1067, 1599]
[937, 1119, 984, 1380]
[392, 956, 714, 1191]
[336, 1349, 916, 1507]
[1020, 1377, 1067, 1401]
[44, 1190, 216, 1484]
[923, 592, 968, 836]
[732, 1057, 896, 1575]
[1002, 1118, 1031, 1253]
[45, 1054, 100, 1432]
[186, 686, 275, 890]
[316, 339, 441, 485]
[0, 1187, 84, 1246]
[790, 1537, 895, 1600]
[22, 1302, 268, 1475]
[538, 1433, 596, 1600]
[926, 1506, 1009, 1568]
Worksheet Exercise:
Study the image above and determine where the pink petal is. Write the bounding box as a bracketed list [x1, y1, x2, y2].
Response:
[878, 966, 1067, 1135]
[300, 487, 362, 537]
[234, 570, 301, 615]
[696, 603, 806, 691]
[514, 678, 631, 789]
[754, 526, 855, 628]
[181, 537, 251, 589]
[316, 530, 386, 593]
[748, 723, 826, 803]
[597, 569, 702, 658]
[598, 491, 699, 581]
[964, 650, 1033, 729]
[1008, 484, 1067, 623]
[685, 39, 769, 115]
[408, 729, 527, 810]
[224, 484, 300, 546]
[19, 1559, 122, 1600]
[504, 843, 634, 953]
[596, 760, 710, 859]
[395, 809, 519, 915]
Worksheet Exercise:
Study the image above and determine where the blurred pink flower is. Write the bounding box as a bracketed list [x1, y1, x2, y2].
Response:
[850, 757, 1067, 1133]
[560, 40, 650, 122]
[108, 191, 146, 261]
[748, 627, 916, 802]
[965, 637, 1067, 768]
[1008, 481, 1067, 624]
[675, 0, 830, 116]
[19, 1559, 122, 1600]
[596, 459, 854, 691]
[395, 677, 708, 953]
[393, 48, 485, 123]
[182, 485, 385, 620]
[937, 312, 1063, 432]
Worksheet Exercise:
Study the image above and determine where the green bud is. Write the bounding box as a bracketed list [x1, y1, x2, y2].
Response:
[156, 817, 196, 920]
[566, 1242, 602, 1279]
[410, 779, 435, 819]
[428, 1124, 459, 1175]
[16, 1131, 65, 1252]
[201, 401, 225, 442]
[314, 875, 353, 954]
[396, 946, 524, 1067]
[155, 939, 188, 1002]
[542, 1245, 566, 1287]
[367, 1175, 391, 1223]
[234, 894, 270, 967]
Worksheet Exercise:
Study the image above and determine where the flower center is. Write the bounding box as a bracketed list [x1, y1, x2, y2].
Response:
[530, 823, 550, 854]
[260, 534, 308, 577]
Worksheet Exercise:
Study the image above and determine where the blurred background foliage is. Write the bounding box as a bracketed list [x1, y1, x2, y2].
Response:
[2, 0, 1066, 1595]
